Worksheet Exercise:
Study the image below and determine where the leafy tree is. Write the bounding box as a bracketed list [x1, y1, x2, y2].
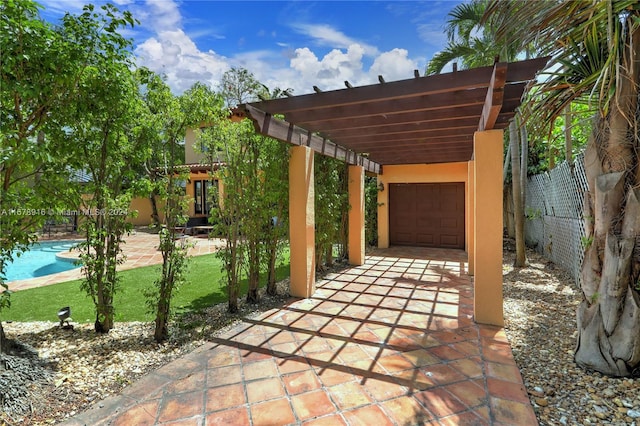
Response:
[426, 0, 519, 74]
[259, 137, 289, 295]
[140, 75, 222, 342]
[203, 69, 290, 309]
[314, 156, 349, 269]
[58, 3, 140, 334]
[528, 102, 592, 170]
[202, 118, 251, 312]
[202, 118, 288, 308]
[364, 176, 379, 247]
[0, 0, 133, 347]
[219, 67, 264, 108]
[486, 0, 640, 377]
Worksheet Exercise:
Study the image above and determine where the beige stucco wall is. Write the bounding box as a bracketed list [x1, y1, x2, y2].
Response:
[128, 197, 165, 226]
[377, 162, 469, 249]
[184, 128, 204, 165]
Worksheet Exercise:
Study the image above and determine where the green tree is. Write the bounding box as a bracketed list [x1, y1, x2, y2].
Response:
[140, 75, 222, 341]
[202, 118, 251, 312]
[202, 119, 286, 307]
[364, 176, 379, 247]
[426, 0, 519, 74]
[204, 69, 290, 309]
[315, 156, 349, 269]
[219, 67, 264, 108]
[58, 3, 141, 334]
[259, 136, 289, 295]
[0, 0, 135, 347]
[486, 0, 640, 377]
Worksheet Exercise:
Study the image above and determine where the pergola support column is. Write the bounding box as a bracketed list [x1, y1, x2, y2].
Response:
[348, 165, 365, 265]
[473, 129, 504, 326]
[467, 160, 475, 276]
[289, 146, 315, 297]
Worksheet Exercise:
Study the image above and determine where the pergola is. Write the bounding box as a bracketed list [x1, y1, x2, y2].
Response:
[240, 57, 548, 325]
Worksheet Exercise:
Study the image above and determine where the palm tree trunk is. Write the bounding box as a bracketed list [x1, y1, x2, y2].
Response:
[510, 120, 526, 267]
[575, 27, 640, 376]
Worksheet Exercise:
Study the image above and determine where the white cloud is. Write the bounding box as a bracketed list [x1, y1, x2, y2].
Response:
[291, 23, 379, 56]
[39, 0, 429, 95]
[289, 44, 369, 92]
[130, 1, 425, 94]
[135, 29, 229, 93]
[134, 0, 182, 34]
[369, 49, 419, 82]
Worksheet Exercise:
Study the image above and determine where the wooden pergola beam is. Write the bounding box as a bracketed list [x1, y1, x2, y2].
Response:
[478, 62, 508, 131]
[242, 104, 382, 174]
[249, 58, 548, 115]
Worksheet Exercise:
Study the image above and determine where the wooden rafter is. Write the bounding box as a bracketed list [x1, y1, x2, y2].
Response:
[242, 104, 381, 174]
[478, 62, 508, 131]
[243, 57, 548, 167]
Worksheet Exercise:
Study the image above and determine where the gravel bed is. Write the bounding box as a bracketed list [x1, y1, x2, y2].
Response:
[1, 280, 292, 426]
[503, 242, 640, 426]
[2, 246, 640, 425]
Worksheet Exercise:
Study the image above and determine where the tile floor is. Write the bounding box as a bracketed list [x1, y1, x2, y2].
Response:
[62, 246, 537, 426]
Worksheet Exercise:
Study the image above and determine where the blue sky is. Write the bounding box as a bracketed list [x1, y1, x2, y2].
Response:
[40, 1, 460, 94]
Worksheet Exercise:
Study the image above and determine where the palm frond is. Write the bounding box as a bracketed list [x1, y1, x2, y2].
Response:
[445, 0, 489, 42]
[426, 43, 477, 75]
[486, 0, 638, 123]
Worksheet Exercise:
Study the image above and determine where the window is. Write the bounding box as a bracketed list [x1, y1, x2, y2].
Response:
[194, 179, 218, 214]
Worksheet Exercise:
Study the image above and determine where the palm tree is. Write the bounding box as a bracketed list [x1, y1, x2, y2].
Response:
[485, 0, 640, 377]
[428, 0, 528, 267]
[426, 0, 520, 74]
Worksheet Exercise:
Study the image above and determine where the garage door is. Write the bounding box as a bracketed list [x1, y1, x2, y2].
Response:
[389, 183, 465, 249]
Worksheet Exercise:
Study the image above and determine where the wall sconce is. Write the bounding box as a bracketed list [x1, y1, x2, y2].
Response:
[378, 182, 385, 192]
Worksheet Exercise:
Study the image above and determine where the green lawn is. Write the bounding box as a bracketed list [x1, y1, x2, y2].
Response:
[5, 253, 290, 323]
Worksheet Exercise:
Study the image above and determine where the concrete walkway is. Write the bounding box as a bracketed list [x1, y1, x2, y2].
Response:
[62, 246, 536, 426]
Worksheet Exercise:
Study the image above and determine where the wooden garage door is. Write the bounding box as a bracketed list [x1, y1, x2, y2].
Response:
[389, 183, 465, 249]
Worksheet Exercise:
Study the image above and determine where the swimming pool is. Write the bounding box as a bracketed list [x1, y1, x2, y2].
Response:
[3, 241, 82, 281]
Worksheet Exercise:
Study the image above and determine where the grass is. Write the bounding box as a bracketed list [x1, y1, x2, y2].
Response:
[5, 253, 290, 323]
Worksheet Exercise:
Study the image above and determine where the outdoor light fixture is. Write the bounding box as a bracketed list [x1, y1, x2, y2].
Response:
[378, 182, 385, 192]
[57, 306, 72, 329]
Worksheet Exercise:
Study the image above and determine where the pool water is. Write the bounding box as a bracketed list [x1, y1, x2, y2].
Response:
[3, 241, 82, 281]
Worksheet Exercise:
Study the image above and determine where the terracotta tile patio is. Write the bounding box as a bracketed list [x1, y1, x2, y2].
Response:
[61, 246, 536, 426]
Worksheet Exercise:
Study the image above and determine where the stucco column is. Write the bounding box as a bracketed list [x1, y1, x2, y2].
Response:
[289, 146, 315, 298]
[473, 129, 504, 326]
[467, 161, 475, 276]
[377, 176, 389, 248]
[348, 165, 365, 265]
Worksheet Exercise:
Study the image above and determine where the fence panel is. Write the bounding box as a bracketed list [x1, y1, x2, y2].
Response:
[524, 153, 587, 285]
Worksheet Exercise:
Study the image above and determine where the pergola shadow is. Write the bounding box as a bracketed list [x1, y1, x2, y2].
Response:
[200, 247, 534, 424]
[65, 247, 537, 426]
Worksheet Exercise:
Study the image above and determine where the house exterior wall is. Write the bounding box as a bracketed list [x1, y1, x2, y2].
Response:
[127, 170, 223, 227]
[377, 162, 469, 249]
[184, 128, 203, 165]
[128, 197, 162, 226]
